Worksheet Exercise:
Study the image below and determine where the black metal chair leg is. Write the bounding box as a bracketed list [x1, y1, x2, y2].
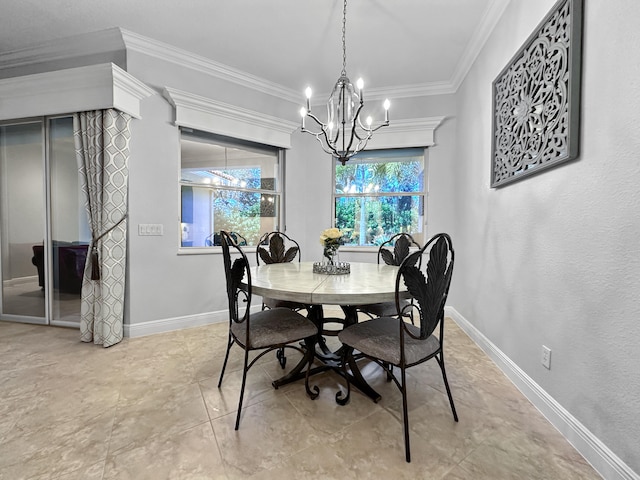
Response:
[217, 334, 233, 388]
[276, 347, 287, 368]
[437, 354, 458, 422]
[400, 366, 411, 463]
[234, 350, 250, 430]
[383, 362, 394, 381]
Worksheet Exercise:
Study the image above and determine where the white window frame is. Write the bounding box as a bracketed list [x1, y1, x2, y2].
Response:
[332, 148, 428, 249]
[178, 128, 285, 254]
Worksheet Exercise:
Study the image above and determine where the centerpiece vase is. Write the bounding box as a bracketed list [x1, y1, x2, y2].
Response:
[323, 245, 339, 265]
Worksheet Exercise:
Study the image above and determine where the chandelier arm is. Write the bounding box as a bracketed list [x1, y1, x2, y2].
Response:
[369, 121, 390, 133]
[314, 135, 340, 157]
[303, 112, 343, 158]
[323, 126, 341, 156]
[352, 129, 371, 141]
[304, 129, 339, 157]
[356, 116, 372, 133]
[350, 138, 367, 157]
[304, 127, 341, 158]
[304, 111, 326, 130]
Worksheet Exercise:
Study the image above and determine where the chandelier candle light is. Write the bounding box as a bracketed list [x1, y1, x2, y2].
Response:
[300, 0, 390, 165]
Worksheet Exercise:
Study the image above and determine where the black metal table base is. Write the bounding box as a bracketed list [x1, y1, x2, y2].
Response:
[271, 305, 381, 403]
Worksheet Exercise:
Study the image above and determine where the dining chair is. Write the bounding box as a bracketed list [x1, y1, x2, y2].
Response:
[256, 231, 308, 368]
[218, 230, 319, 430]
[336, 232, 458, 462]
[206, 230, 247, 246]
[356, 232, 421, 321]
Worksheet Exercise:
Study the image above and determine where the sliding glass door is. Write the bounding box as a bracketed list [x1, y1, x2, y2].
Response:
[0, 116, 87, 327]
[0, 121, 46, 322]
[49, 117, 88, 326]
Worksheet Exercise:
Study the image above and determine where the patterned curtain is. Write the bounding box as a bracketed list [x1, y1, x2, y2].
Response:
[73, 110, 131, 348]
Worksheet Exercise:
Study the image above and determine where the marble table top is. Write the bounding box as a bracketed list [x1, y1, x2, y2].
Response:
[250, 261, 404, 306]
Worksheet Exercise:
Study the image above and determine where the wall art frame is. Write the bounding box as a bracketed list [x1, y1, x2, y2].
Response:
[490, 0, 584, 188]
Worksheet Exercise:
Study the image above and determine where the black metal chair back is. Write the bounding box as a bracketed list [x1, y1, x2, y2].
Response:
[256, 231, 301, 265]
[396, 232, 454, 342]
[378, 233, 421, 266]
[220, 230, 252, 336]
[357, 232, 422, 321]
[208, 231, 247, 247]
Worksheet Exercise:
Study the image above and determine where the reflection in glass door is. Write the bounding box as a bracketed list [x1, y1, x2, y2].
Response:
[0, 121, 46, 323]
[0, 117, 86, 327]
[49, 117, 89, 326]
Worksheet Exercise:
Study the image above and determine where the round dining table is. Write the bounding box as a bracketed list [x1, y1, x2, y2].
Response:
[250, 261, 407, 402]
[250, 261, 403, 306]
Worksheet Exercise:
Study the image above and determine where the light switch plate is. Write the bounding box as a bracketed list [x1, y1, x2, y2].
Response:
[138, 224, 164, 236]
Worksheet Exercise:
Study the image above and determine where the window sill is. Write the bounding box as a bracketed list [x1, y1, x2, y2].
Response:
[178, 246, 258, 255]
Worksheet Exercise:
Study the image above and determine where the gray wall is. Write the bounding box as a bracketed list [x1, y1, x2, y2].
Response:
[451, 0, 640, 472]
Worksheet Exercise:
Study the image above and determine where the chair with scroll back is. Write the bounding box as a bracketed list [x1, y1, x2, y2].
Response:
[356, 233, 421, 322]
[337, 233, 458, 462]
[218, 231, 319, 429]
[206, 231, 247, 247]
[256, 231, 309, 368]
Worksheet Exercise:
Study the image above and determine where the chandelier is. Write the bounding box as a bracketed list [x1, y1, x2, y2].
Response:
[299, 0, 390, 165]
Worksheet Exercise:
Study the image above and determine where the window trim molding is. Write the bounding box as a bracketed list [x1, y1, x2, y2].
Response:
[0, 63, 155, 121]
[363, 116, 445, 150]
[163, 87, 298, 149]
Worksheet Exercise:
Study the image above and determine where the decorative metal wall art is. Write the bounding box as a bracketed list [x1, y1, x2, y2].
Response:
[491, 0, 583, 188]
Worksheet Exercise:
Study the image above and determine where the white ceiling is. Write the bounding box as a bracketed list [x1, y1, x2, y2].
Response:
[0, 0, 508, 95]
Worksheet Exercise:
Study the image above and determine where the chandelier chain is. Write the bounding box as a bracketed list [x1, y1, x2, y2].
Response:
[300, 0, 390, 165]
[341, 0, 347, 76]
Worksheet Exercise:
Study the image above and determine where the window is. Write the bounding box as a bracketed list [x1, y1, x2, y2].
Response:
[334, 148, 426, 246]
[180, 129, 282, 247]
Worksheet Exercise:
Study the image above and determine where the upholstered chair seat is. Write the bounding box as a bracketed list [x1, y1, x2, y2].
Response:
[231, 307, 318, 350]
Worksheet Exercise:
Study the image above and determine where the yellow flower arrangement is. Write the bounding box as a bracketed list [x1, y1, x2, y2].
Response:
[319, 227, 343, 247]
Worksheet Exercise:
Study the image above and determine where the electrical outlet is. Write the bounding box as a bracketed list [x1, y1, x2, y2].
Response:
[541, 345, 551, 369]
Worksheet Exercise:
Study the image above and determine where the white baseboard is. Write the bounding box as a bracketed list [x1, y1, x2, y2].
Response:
[445, 306, 639, 480]
[123, 305, 263, 338]
[124, 310, 226, 338]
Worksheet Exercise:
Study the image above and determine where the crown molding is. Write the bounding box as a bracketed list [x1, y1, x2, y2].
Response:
[450, 0, 512, 89]
[0, 63, 155, 120]
[121, 29, 301, 104]
[309, 82, 457, 108]
[0, 27, 125, 71]
[163, 86, 298, 149]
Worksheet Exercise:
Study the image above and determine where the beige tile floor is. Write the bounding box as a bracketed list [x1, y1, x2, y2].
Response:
[2, 279, 81, 324]
[0, 311, 601, 480]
